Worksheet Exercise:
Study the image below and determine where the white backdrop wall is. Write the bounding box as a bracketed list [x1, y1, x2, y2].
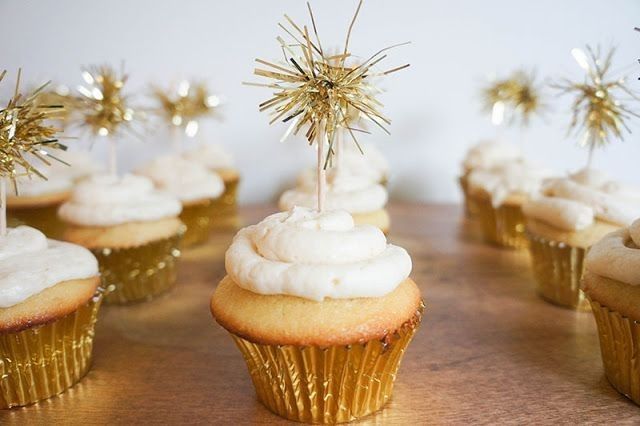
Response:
[2, 0, 640, 204]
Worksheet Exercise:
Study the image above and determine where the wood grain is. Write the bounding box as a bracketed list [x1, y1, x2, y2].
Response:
[1, 203, 638, 425]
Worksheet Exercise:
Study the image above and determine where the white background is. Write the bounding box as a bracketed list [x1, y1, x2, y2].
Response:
[2, 0, 640, 204]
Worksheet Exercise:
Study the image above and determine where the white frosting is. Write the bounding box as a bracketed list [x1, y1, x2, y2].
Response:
[0, 226, 99, 308]
[183, 143, 234, 170]
[10, 151, 103, 197]
[586, 219, 640, 286]
[136, 154, 224, 202]
[523, 196, 594, 231]
[468, 160, 553, 207]
[225, 207, 412, 301]
[523, 168, 640, 231]
[58, 174, 182, 226]
[280, 168, 387, 213]
[462, 140, 522, 171]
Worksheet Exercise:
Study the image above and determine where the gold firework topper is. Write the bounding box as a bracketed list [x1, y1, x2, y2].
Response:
[482, 70, 542, 126]
[553, 46, 640, 166]
[0, 69, 67, 189]
[249, 1, 407, 210]
[72, 64, 141, 175]
[249, 0, 408, 172]
[152, 80, 221, 138]
[74, 65, 137, 137]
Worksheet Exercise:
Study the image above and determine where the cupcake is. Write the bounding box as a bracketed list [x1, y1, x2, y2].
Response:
[523, 168, 640, 310]
[137, 154, 224, 247]
[7, 150, 101, 239]
[467, 159, 552, 248]
[279, 168, 390, 233]
[297, 142, 389, 186]
[58, 174, 184, 304]
[0, 225, 102, 408]
[183, 143, 240, 227]
[459, 140, 522, 218]
[583, 218, 640, 404]
[211, 207, 423, 423]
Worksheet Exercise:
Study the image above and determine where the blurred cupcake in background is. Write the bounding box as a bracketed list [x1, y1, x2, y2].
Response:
[525, 46, 640, 310]
[459, 140, 522, 218]
[279, 166, 390, 233]
[524, 169, 640, 310]
[467, 160, 553, 248]
[136, 154, 224, 247]
[583, 218, 640, 404]
[460, 70, 544, 221]
[7, 150, 102, 239]
[183, 143, 240, 228]
[152, 80, 239, 229]
[296, 141, 390, 186]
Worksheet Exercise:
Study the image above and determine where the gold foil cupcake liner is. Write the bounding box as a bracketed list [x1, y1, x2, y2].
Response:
[527, 231, 589, 311]
[0, 288, 104, 408]
[7, 203, 67, 240]
[230, 302, 424, 424]
[458, 175, 477, 218]
[474, 195, 528, 249]
[588, 298, 640, 405]
[180, 198, 218, 247]
[93, 232, 183, 305]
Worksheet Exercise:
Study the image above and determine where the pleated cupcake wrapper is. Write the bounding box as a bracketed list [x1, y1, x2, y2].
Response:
[458, 175, 477, 218]
[93, 232, 183, 305]
[0, 288, 104, 408]
[7, 203, 67, 240]
[588, 297, 640, 405]
[474, 196, 528, 249]
[230, 302, 424, 424]
[527, 231, 590, 311]
[180, 198, 218, 247]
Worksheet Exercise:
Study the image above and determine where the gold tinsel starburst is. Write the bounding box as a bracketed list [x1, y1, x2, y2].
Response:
[152, 80, 221, 137]
[553, 46, 640, 150]
[248, 0, 408, 168]
[482, 70, 542, 126]
[0, 69, 67, 189]
[74, 65, 136, 137]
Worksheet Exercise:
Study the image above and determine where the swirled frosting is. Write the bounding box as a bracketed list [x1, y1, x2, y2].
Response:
[0, 226, 99, 308]
[183, 143, 234, 169]
[462, 140, 522, 172]
[586, 219, 640, 286]
[225, 207, 412, 301]
[58, 174, 182, 226]
[136, 154, 224, 202]
[10, 150, 103, 197]
[280, 168, 388, 213]
[468, 160, 553, 207]
[523, 168, 640, 231]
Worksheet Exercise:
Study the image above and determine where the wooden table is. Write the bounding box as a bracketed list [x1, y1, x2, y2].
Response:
[1, 203, 638, 425]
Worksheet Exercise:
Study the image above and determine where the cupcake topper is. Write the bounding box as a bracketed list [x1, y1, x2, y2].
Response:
[73, 64, 138, 176]
[482, 70, 542, 127]
[553, 46, 640, 169]
[248, 0, 408, 211]
[152, 80, 222, 150]
[0, 69, 68, 235]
